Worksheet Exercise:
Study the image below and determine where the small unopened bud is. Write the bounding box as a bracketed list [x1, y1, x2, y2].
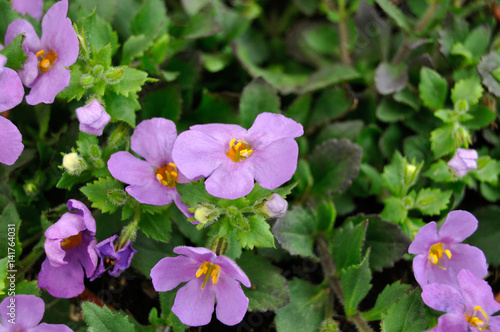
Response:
[92, 65, 104, 77]
[62, 152, 86, 174]
[194, 204, 218, 224]
[80, 74, 95, 88]
[76, 99, 111, 136]
[448, 148, 478, 178]
[104, 68, 124, 85]
[260, 194, 288, 218]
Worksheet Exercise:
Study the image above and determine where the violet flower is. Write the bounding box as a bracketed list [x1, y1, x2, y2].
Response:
[0, 54, 24, 112]
[90, 234, 137, 281]
[38, 199, 98, 298]
[11, 0, 44, 20]
[150, 246, 251, 326]
[76, 99, 111, 136]
[172, 112, 303, 199]
[448, 149, 478, 178]
[260, 193, 288, 218]
[422, 269, 500, 332]
[408, 210, 487, 288]
[0, 295, 73, 331]
[107, 118, 192, 217]
[5, 0, 78, 105]
[0, 116, 24, 166]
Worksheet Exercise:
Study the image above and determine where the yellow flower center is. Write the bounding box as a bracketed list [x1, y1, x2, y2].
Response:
[60, 233, 82, 250]
[226, 138, 253, 162]
[196, 261, 221, 290]
[36, 49, 58, 73]
[155, 163, 178, 188]
[427, 242, 451, 270]
[466, 306, 489, 331]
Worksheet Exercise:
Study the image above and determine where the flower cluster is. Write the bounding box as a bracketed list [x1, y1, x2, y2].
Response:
[409, 210, 498, 331]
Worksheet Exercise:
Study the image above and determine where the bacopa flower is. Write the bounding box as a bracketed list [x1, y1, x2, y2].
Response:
[259, 193, 288, 218]
[0, 295, 73, 331]
[448, 149, 478, 178]
[408, 210, 487, 288]
[90, 234, 137, 281]
[76, 99, 111, 136]
[108, 118, 192, 217]
[150, 246, 251, 326]
[172, 112, 304, 199]
[11, 0, 44, 20]
[5, 0, 78, 105]
[0, 54, 24, 112]
[422, 269, 500, 332]
[0, 116, 24, 166]
[38, 199, 98, 298]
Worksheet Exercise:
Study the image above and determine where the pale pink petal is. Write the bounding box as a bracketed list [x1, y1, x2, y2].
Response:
[172, 278, 215, 326]
[25, 64, 70, 105]
[214, 277, 249, 326]
[0, 116, 23, 166]
[150, 255, 199, 291]
[131, 118, 178, 167]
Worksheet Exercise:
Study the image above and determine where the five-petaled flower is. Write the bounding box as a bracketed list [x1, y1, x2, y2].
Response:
[108, 118, 192, 217]
[76, 99, 111, 136]
[0, 295, 73, 331]
[90, 234, 137, 281]
[448, 148, 478, 178]
[150, 246, 251, 326]
[172, 112, 303, 199]
[422, 269, 500, 332]
[38, 199, 98, 298]
[408, 210, 487, 288]
[5, 0, 78, 105]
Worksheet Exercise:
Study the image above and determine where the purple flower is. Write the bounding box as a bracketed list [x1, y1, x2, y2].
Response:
[38, 199, 98, 298]
[172, 112, 303, 199]
[11, 0, 44, 20]
[107, 118, 192, 217]
[150, 246, 251, 326]
[0, 295, 73, 331]
[422, 269, 500, 332]
[408, 210, 488, 288]
[5, 0, 79, 105]
[0, 116, 24, 166]
[0, 54, 24, 112]
[90, 234, 137, 281]
[76, 99, 111, 136]
[448, 149, 478, 178]
[260, 193, 288, 218]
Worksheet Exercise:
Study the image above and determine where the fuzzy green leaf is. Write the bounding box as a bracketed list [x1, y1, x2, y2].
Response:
[451, 78, 483, 106]
[81, 302, 135, 332]
[362, 281, 412, 321]
[331, 221, 366, 271]
[418, 67, 448, 110]
[236, 215, 275, 249]
[239, 78, 280, 128]
[139, 208, 173, 243]
[430, 124, 456, 158]
[415, 188, 452, 215]
[112, 67, 149, 97]
[0, 34, 28, 71]
[80, 177, 124, 214]
[341, 251, 372, 318]
[381, 289, 428, 332]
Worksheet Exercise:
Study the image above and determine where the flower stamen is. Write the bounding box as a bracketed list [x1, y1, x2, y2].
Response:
[196, 261, 221, 289]
[155, 163, 178, 188]
[226, 138, 253, 162]
[428, 242, 451, 270]
[466, 305, 489, 331]
[60, 233, 82, 250]
[36, 49, 58, 73]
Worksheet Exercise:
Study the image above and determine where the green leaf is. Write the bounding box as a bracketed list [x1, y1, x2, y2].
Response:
[56, 170, 94, 190]
[347, 215, 411, 272]
[176, 180, 220, 207]
[309, 139, 362, 196]
[272, 207, 317, 259]
[237, 251, 290, 311]
[316, 199, 336, 233]
[471, 156, 499, 184]
[0, 34, 27, 71]
[142, 85, 182, 121]
[374, 62, 408, 95]
[121, 34, 154, 65]
[375, 0, 412, 33]
[362, 281, 412, 321]
[139, 207, 173, 243]
[180, 4, 221, 39]
[275, 279, 329, 332]
[478, 51, 500, 98]
[394, 88, 421, 111]
[0, 257, 7, 295]
[111, 67, 149, 97]
[418, 67, 448, 110]
[382, 151, 420, 198]
[468, 206, 500, 266]
[341, 251, 372, 318]
[309, 87, 352, 127]
[376, 98, 411, 123]
[239, 78, 281, 128]
[236, 215, 275, 249]
[286, 93, 312, 125]
[414, 188, 452, 215]
[80, 8, 120, 56]
[430, 124, 456, 158]
[104, 92, 140, 127]
[57, 66, 87, 101]
[423, 160, 455, 183]
[331, 221, 366, 272]
[381, 289, 428, 332]
[463, 105, 496, 130]
[131, 0, 168, 37]
[81, 301, 135, 332]
[300, 64, 360, 94]
[0, 203, 22, 262]
[451, 78, 483, 106]
[380, 197, 408, 224]
[80, 177, 124, 214]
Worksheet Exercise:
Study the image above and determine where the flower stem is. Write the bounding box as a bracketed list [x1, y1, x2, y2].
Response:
[415, 1, 438, 34]
[337, 0, 352, 66]
[117, 205, 140, 249]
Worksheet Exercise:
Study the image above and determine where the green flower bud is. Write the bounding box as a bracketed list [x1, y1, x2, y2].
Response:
[104, 68, 124, 85]
[194, 204, 218, 224]
[62, 152, 87, 174]
[80, 74, 95, 88]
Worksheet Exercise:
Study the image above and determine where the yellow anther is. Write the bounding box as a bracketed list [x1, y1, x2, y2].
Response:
[226, 138, 253, 162]
[445, 249, 452, 259]
[35, 50, 45, 57]
[229, 138, 236, 148]
[466, 305, 489, 330]
[155, 163, 178, 188]
[168, 162, 176, 168]
[36, 49, 58, 73]
[196, 261, 221, 289]
[428, 242, 451, 269]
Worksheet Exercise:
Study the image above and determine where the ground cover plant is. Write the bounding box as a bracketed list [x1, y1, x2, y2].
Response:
[0, 0, 500, 331]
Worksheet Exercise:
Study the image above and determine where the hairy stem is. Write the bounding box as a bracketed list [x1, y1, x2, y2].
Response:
[415, 1, 438, 34]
